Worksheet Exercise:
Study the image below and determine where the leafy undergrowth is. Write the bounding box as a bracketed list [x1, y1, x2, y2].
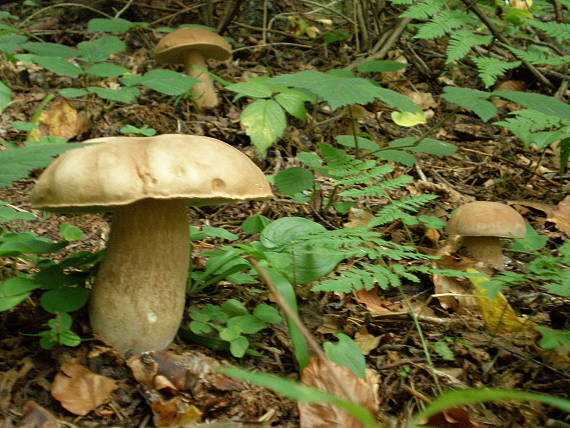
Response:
[1, 1, 569, 427]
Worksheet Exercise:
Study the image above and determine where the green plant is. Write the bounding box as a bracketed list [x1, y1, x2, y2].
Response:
[188, 299, 282, 358]
[0, 202, 98, 349]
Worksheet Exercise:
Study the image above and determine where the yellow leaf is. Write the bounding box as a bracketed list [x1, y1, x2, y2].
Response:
[391, 109, 426, 127]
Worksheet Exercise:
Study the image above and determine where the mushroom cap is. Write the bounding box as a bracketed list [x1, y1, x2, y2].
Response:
[447, 201, 526, 238]
[154, 28, 232, 64]
[31, 134, 272, 212]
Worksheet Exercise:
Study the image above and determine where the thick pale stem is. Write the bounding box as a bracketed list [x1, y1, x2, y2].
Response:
[184, 50, 219, 110]
[90, 199, 190, 354]
[462, 236, 504, 269]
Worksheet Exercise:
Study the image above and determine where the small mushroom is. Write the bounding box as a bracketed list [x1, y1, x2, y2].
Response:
[154, 27, 231, 110]
[446, 201, 526, 269]
[31, 134, 272, 354]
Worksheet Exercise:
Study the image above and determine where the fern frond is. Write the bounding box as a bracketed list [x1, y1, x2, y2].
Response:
[506, 45, 570, 66]
[335, 164, 394, 187]
[415, 10, 476, 40]
[400, 0, 446, 19]
[528, 20, 570, 43]
[446, 30, 493, 63]
[391, 194, 439, 212]
[340, 175, 413, 198]
[471, 57, 521, 88]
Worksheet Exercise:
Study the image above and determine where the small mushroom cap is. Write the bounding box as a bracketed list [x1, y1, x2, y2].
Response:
[447, 201, 526, 238]
[154, 28, 231, 64]
[31, 134, 272, 212]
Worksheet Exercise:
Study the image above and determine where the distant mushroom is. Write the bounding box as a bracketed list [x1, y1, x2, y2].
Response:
[31, 134, 272, 354]
[154, 27, 232, 110]
[446, 201, 526, 269]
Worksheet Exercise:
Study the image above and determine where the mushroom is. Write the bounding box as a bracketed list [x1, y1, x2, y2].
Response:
[31, 134, 272, 354]
[154, 27, 231, 110]
[446, 201, 526, 269]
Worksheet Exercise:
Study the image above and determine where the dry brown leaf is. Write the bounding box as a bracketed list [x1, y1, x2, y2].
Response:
[432, 253, 478, 312]
[355, 288, 394, 313]
[344, 208, 374, 228]
[548, 195, 570, 236]
[403, 91, 437, 109]
[38, 98, 88, 140]
[354, 327, 381, 355]
[418, 407, 484, 428]
[51, 358, 117, 416]
[356, 288, 436, 318]
[150, 396, 203, 427]
[19, 400, 60, 428]
[299, 357, 379, 428]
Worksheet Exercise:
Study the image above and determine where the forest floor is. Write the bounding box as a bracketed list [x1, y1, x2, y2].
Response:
[0, 1, 569, 428]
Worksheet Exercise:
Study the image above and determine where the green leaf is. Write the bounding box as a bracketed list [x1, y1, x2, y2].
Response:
[77, 36, 125, 63]
[0, 81, 11, 114]
[226, 81, 274, 98]
[59, 328, 82, 347]
[86, 63, 129, 78]
[87, 86, 139, 103]
[261, 217, 326, 250]
[357, 60, 408, 73]
[241, 214, 270, 234]
[253, 303, 281, 323]
[189, 320, 213, 334]
[323, 333, 366, 379]
[374, 149, 417, 166]
[389, 137, 457, 156]
[40, 287, 89, 313]
[202, 226, 239, 241]
[138, 69, 197, 95]
[59, 88, 88, 98]
[87, 18, 135, 33]
[274, 90, 310, 121]
[228, 314, 266, 334]
[32, 56, 83, 76]
[413, 389, 570, 425]
[221, 299, 249, 316]
[59, 223, 83, 241]
[511, 224, 548, 252]
[535, 326, 570, 350]
[240, 99, 286, 156]
[219, 367, 378, 428]
[493, 91, 570, 120]
[433, 340, 455, 361]
[23, 42, 78, 58]
[442, 86, 497, 121]
[335, 135, 378, 150]
[0, 232, 67, 256]
[0, 204, 35, 221]
[120, 124, 157, 136]
[229, 336, 249, 357]
[219, 325, 243, 341]
[0, 277, 40, 297]
[274, 167, 314, 196]
[0, 33, 28, 54]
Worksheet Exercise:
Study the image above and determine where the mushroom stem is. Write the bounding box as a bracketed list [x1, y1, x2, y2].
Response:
[183, 50, 219, 110]
[89, 198, 190, 354]
[462, 236, 505, 269]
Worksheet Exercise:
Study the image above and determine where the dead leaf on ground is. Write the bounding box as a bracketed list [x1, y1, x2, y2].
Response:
[299, 357, 379, 428]
[403, 91, 438, 110]
[432, 251, 478, 312]
[356, 287, 436, 318]
[344, 207, 374, 228]
[50, 358, 117, 416]
[418, 407, 485, 428]
[548, 195, 570, 236]
[19, 400, 60, 428]
[354, 327, 382, 355]
[36, 97, 88, 140]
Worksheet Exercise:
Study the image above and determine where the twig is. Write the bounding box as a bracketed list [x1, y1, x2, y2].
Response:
[114, 0, 134, 18]
[22, 3, 113, 24]
[232, 42, 312, 52]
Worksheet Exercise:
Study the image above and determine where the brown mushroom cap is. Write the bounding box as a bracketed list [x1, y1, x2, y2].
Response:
[154, 27, 231, 64]
[447, 201, 526, 238]
[31, 134, 272, 211]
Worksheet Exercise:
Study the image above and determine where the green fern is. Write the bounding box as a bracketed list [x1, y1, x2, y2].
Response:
[528, 21, 570, 43]
[494, 109, 566, 146]
[400, 0, 446, 20]
[471, 57, 521, 88]
[446, 31, 493, 63]
[506, 45, 570, 66]
[415, 10, 476, 40]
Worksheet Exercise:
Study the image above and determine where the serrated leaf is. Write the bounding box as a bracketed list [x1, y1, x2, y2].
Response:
[23, 42, 78, 58]
[226, 81, 274, 98]
[86, 63, 128, 78]
[87, 18, 134, 33]
[77, 36, 125, 63]
[374, 149, 417, 166]
[138, 69, 197, 95]
[32, 56, 83, 76]
[493, 91, 570, 120]
[357, 60, 408, 73]
[59, 88, 88, 98]
[0, 33, 28, 54]
[373, 86, 418, 112]
[275, 90, 309, 120]
[389, 137, 457, 156]
[0, 143, 74, 188]
[87, 86, 139, 103]
[240, 99, 286, 156]
[335, 135, 378, 150]
[274, 167, 314, 196]
[442, 86, 497, 121]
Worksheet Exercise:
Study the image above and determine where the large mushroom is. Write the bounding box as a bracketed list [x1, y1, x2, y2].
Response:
[31, 134, 272, 354]
[446, 201, 526, 269]
[154, 27, 231, 110]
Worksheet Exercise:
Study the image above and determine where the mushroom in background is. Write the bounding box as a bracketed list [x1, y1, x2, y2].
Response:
[154, 27, 231, 110]
[446, 201, 526, 269]
[31, 134, 272, 355]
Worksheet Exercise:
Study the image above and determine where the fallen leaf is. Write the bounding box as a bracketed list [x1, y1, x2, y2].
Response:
[344, 207, 374, 228]
[404, 91, 437, 109]
[299, 357, 379, 428]
[19, 400, 60, 428]
[548, 195, 570, 237]
[356, 288, 436, 318]
[38, 98, 88, 140]
[354, 327, 381, 355]
[418, 407, 484, 427]
[51, 358, 117, 416]
[150, 396, 202, 427]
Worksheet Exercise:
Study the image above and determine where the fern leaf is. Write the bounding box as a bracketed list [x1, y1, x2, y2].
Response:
[446, 30, 493, 63]
[415, 10, 476, 40]
[528, 21, 570, 43]
[471, 57, 521, 88]
[400, 0, 446, 19]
